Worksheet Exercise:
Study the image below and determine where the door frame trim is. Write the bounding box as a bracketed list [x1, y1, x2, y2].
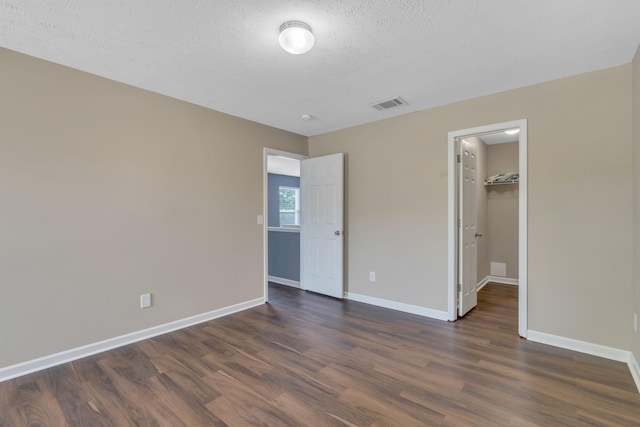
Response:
[447, 119, 528, 337]
[263, 148, 308, 303]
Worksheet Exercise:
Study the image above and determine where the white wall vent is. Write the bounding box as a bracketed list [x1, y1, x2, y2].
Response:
[490, 262, 507, 277]
[370, 96, 407, 111]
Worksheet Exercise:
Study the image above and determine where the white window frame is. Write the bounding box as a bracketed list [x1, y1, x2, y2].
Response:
[279, 186, 300, 227]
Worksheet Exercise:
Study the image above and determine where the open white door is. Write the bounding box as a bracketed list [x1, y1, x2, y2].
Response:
[459, 139, 479, 316]
[300, 153, 344, 298]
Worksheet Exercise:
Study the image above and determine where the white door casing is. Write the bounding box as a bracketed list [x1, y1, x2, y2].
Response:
[447, 119, 527, 337]
[459, 139, 479, 316]
[300, 153, 344, 298]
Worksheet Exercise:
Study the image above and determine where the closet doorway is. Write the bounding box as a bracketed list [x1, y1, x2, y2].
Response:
[447, 120, 528, 337]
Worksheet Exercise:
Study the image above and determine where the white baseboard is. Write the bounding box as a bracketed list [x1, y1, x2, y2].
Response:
[478, 276, 519, 290]
[477, 276, 490, 290]
[629, 352, 640, 393]
[346, 292, 448, 321]
[0, 297, 264, 383]
[528, 330, 640, 394]
[527, 330, 629, 362]
[267, 276, 300, 288]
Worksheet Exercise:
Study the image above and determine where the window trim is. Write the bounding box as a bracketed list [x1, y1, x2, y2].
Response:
[278, 186, 300, 227]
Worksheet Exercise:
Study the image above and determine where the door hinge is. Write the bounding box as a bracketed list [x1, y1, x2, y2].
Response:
[456, 154, 461, 163]
[457, 218, 462, 227]
[458, 283, 461, 292]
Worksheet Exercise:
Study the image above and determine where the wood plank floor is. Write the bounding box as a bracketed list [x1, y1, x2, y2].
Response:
[1, 283, 639, 426]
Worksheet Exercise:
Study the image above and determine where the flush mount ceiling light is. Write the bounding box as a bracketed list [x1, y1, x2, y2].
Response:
[505, 128, 520, 135]
[279, 21, 314, 54]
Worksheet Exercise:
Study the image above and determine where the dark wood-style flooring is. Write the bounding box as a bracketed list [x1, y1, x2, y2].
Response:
[1, 283, 639, 426]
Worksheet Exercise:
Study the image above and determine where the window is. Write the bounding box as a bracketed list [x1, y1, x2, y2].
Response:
[279, 186, 300, 227]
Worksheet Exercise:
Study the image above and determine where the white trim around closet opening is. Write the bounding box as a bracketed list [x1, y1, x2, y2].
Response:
[447, 119, 528, 338]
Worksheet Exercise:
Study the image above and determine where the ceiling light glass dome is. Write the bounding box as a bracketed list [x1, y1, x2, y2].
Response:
[279, 21, 314, 54]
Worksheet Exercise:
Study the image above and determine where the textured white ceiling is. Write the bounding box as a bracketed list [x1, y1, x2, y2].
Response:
[1, 1, 639, 136]
[480, 132, 519, 146]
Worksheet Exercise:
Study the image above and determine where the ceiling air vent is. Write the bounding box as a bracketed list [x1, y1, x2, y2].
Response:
[370, 96, 407, 111]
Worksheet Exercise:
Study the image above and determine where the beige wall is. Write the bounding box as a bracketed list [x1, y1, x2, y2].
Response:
[0, 48, 307, 369]
[486, 142, 519, 279]
[633, 44, 640, 363]
[1, 44, 637, 370]
[309, 64, 633, 349]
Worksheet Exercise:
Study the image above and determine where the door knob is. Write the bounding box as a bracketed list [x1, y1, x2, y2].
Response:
[475, 232, 482, 238]
[335, 230, 341, 236]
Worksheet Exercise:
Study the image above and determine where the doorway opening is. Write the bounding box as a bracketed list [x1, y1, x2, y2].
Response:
[263, 149, 307, 302]
[447, 119, 528, 337]
[263, 149, 346, 302]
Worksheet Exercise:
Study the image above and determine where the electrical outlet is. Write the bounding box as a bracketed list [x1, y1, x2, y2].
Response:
[369, 271, 376, 282]
[140, 293, 152, 309]
[634, 313, 638, 333]
[257, 214, 264, 225]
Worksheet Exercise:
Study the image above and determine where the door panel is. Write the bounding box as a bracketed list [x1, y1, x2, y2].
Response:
[308, 185, 320, 224]
[459, 139, 478, 316]
[301, 153, 344, 298]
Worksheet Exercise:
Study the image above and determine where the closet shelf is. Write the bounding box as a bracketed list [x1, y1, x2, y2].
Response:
[484, 172, 519, 186]
[484, 179, 519, 186]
